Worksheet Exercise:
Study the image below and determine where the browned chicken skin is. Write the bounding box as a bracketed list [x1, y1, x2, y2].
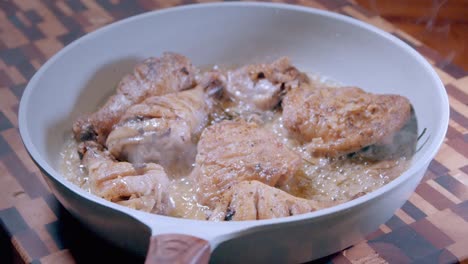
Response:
[192, 120, 301, 207]
[80, 142, 170, 214]
[227, 57, 309, 110]
[73, 52, 197, 145]
[67, 54, 416, 221]
[204, 57, 309, 112]
[209, 181, 328, 221]
[282, 85, 412, 157]
[106, 86, 210, 176]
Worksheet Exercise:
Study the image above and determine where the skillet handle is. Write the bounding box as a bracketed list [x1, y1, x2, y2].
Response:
[145, 234, 211, 264]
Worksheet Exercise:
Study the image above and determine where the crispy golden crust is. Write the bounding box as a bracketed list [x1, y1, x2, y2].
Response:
[282, 85, 412, 157]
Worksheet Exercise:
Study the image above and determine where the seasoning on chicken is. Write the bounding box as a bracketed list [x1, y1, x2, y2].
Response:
[192, 120, 301, 207]
[73, 52, 197, 145]
[105, 86, 210, 177]
[282, 85, 412, 157]
[209, 181, 327, 221]
[60, 53, 418, 221]
[80, 142, 170, 214]
[225, 57, 309, 111]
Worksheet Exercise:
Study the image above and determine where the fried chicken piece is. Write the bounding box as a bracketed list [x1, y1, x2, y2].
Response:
[80, 142, 170, 214]
[225, 57, 309, 111]
[356, 107, 418, 160]
[73, 52, 196, 145]
[105, 86, 210, 176]
[209, 181, 327, 221]
[282, 85, 412, 157]
[192, 120, 301, 207]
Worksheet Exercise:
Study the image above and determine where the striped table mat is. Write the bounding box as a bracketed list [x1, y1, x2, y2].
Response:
[0, 0, 467, 263]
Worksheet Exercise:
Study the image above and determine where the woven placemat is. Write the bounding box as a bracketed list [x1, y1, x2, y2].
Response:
[0, 0, 467, 263]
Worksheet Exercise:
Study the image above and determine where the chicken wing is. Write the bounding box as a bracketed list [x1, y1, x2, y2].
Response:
[80, 142, 170, 214]
[105, 86, 210, 176]
[209, 181, 327, 221]
[282, 85, 412, 157]
[192, 120, 301, 207]
[73, 52, 196, 145]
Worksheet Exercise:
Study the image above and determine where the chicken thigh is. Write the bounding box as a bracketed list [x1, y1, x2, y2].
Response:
[192, 120, 301, 207]
[282, 85, 412, 157]
[106, 86, 210, 176]
[227, 57, 309, 111]
[73, 52, 196, 144]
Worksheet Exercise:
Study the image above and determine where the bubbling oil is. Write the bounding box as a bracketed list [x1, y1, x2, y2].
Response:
[58, 72, 416, 220]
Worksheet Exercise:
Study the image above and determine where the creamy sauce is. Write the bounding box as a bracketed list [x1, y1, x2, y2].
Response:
[58, 73, 416, 220]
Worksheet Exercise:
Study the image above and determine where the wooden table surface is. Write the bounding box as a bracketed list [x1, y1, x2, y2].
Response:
[355, 0, 468, 72]
[0, 0, 467, 263]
